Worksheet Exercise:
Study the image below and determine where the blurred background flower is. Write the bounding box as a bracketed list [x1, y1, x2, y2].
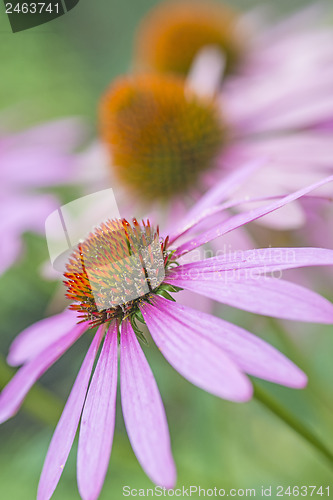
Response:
[0, 117, 86, 275]
[99, 0, 333, 230]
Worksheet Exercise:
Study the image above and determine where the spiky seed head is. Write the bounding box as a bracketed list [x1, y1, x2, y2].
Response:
[64, 218, 169, 327]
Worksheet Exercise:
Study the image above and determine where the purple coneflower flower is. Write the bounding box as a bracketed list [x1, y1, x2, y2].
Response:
[1, 176, 333, 500]
[0, 117, 84, 275]
[97, 1, 333, 229]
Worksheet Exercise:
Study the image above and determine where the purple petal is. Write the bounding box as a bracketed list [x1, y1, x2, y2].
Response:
[165, 274, 333, 324]
[169, 159, 262, 242]
[0, 194, 58, 235]
[247, 92, 333, 134]
[174, 175, 333, 256]
[176, 289, 213, 314]
[257, 4, 326, 44]
[2, 119, 85, 187]
[0, 323, 86, 424]
[2, 147, 73, 187]
[37, 326, 104, 500]
[146, 298, 306, 388]
[120, 319, 176, 488]
[77, 323, 118, 500]
[8, 309, 79, 366]
[10, 118, 85, 151]
[240, 133, 333, 169]
[224, 33, 333, 133]
[168, 247, 333, 276]
[140, 298, 252, 402]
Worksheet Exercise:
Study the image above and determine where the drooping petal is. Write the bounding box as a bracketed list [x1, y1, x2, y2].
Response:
[0, 323, 87, 424]
[140, 298, 252, 402]
[7, 309, 79, 366]
[120, 319, 176, 488]
[143, 297, 306, 388]
[77, 323, 118, 500]
[165, 273, 333, 324]
[174, 175, 333, 256]
[37, 326, 104, 500]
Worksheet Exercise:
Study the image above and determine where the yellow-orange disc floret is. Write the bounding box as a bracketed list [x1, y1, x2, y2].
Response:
[64, 218, 168, 327]
[100, 74, 225, 200]
[135, 0, 245, 77]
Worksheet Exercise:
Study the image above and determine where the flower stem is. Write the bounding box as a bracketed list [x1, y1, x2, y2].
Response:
[253, 383, 333, 468]
[0, 355, 63, 427]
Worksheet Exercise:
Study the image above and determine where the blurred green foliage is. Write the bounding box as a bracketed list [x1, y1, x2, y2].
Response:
[1, 0, 333, 499]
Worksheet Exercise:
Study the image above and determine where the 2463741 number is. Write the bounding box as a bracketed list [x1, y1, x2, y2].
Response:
[277, 486, 330, 496]
[5, 3, 60, 14]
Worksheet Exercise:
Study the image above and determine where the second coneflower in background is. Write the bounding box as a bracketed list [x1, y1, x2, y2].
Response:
[99, 65, 333, 230]
[100, 74, 225, 202]
[99, 0, 333, 230]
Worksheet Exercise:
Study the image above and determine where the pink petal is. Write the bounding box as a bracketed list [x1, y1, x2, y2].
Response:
[226, 71, 333, 133]
[257, 4, 326, 44]
[2, 147, 73, 187]
[165, 274, 333, 324]
[77, 323, 118, 500]
[168, 247, 333, 275]
[248, 93, 333, 134]
[8, 309, 79, 366]
[176, 289, 213, 314]
[140, 298, 252, 402]
[0, 323, 86, 424]
[120, 319, 176, 488]
[187, 46, 225, 99]
[146, 298, 306, 388]
[171, 159, 263, 240]
[239, 133, 333, 168]
[0, 194, 58, 235]
[169, 192, 280, 246]
[11, 118, 85, 152]
[174, 175, 333, 256]
[37, 326, 104, 500]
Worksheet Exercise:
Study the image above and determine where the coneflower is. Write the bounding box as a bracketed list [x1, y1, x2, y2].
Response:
[100, 74, 225, 201]
[1, 176, 333, 500]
